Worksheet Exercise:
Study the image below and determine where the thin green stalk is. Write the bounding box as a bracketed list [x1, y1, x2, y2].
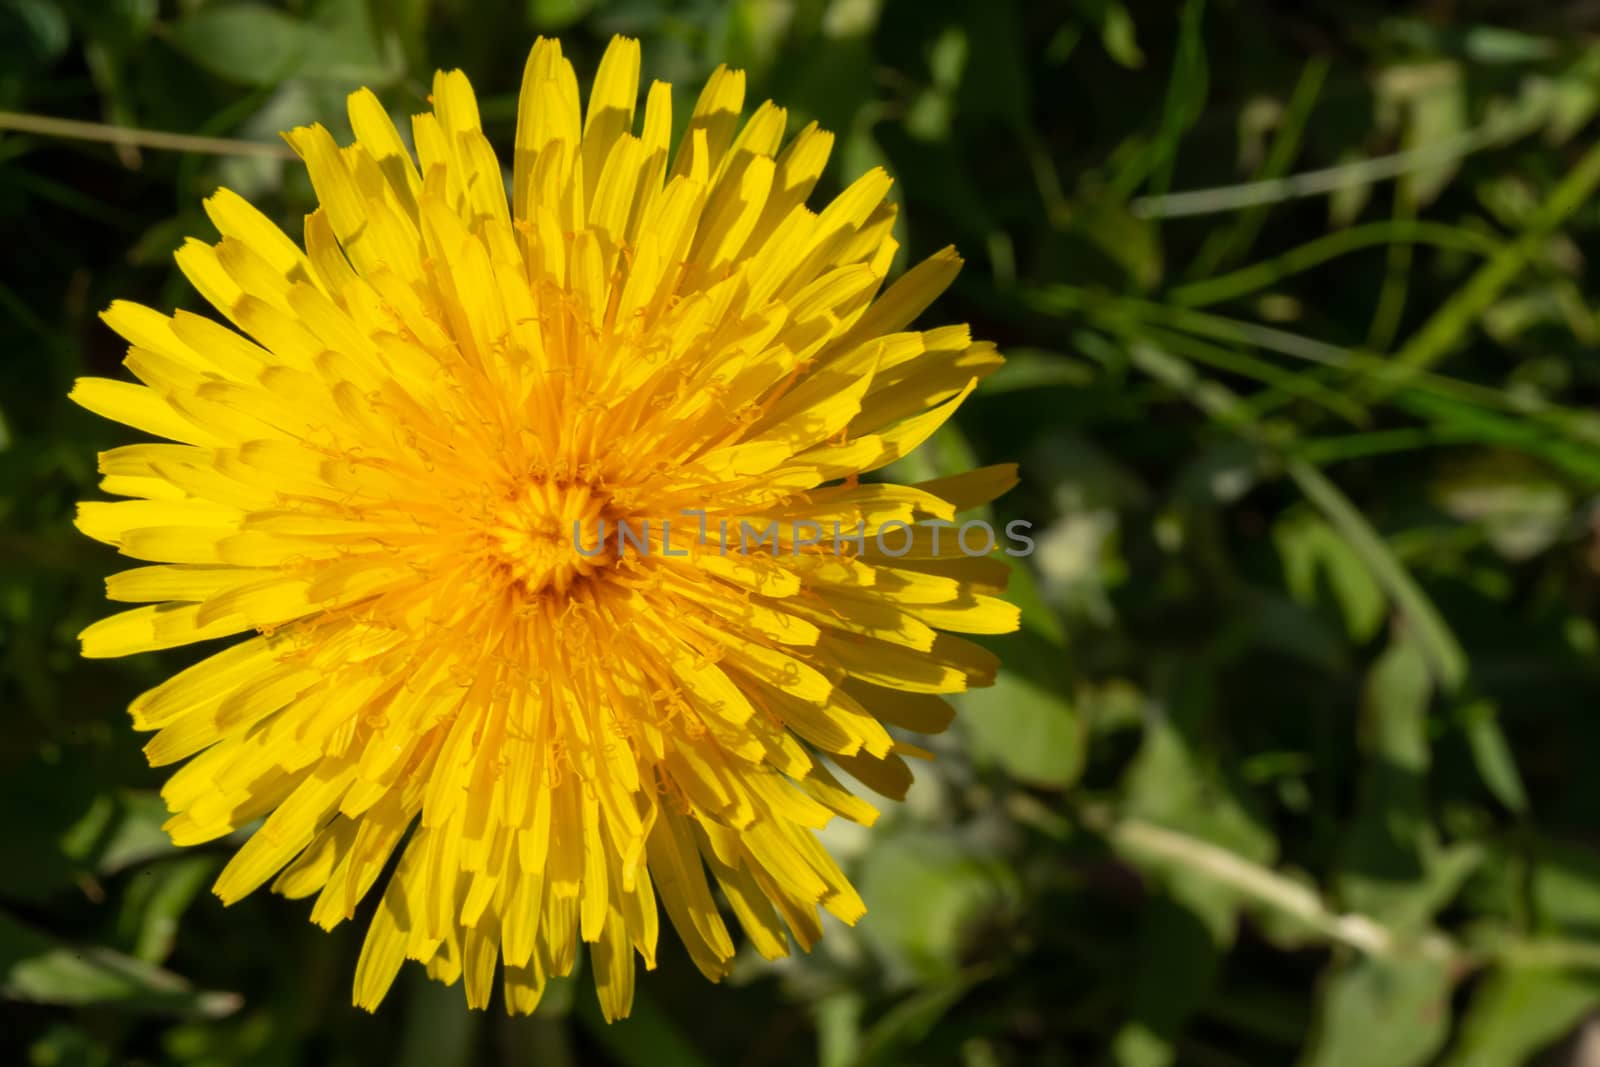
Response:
[1188, 56, 1330, 279]
[0, 110, 295, 160]
[1076, 807, 1459, 961]
[1139, 325, 1368, 426]
[1131, 96, 1549, 219]
[1169, 221, 1499, 308]
[1379, 137, 1600, 390]
[1366, 183, 1417, 352]
[1029, 285, 1600, 434]
[1292, 426, 1483, 466]
[1111, 0, 1208, 200]
[1287, 459, 1466, 690]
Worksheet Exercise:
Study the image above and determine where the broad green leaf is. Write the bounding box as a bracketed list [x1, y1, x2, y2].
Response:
[0, 0, 70, 73]
[855, 833, 1019, 982]
[527, 0, 594, 30]
[855, 966, 996, 1067]
[997, 547, 1068, 648]
[0, 909, 238, 1017]
[1110, 887, 1228, 1067]
[64, 789, 177, 876]
[1099, 4, 1144, 69]
[1442, 964, 1600, 1067]
[1338, 635, 1484, 930]
[115, 855, 216, 964]
[300, 0, 406, 88]
[1456, 699, 1529, 816]
[1124, 681, 1275, 863]
[961, 642, 1082, 787]
[1463, 26, 1557, 64]
[1531, 841, 1600, 935]
[1275, 503, 1386, 644]
[1344, 635, 1434, 844]
[817, 991, 864, 1067]
[1288, 462, 1466, 690]
[1299, 956, 1453, 1067]
[168, 4, 309, 87]
[1110, 675, 1272, 1067]
[0, 753, 174, 900]
[1549, 49, 1600, 144]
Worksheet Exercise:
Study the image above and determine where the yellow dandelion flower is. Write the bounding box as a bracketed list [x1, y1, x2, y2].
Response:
[71, 35, 1020, 1019]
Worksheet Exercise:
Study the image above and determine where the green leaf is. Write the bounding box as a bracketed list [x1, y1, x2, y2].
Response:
[167, 4, 309, 87]
[1441, 964, 1600, 1067]
[855, 966, 996, 1067]
[1122, 686, 1274, 866]
[1456, 699, 1529, 816]
[527, 0, 595, 32]
[0, 0, 71, 73]
[0, 909, 239, 1017]
[299, 0, 406, 88]
[0, 752, 175, 901]
[1337, 635, 1439, 927]
[1275, 507, 1386, 644]
[960, 542, 1077, 787]
[816, 991, 864, 1067]
[1294, 459, 1531, 816]
[65, 789, 178, 876]
[961, 646, 1082, 788]
[1110, 887, 1228, 1067]
[1005, 551, 1068, 648]
[1099, 4, 1144, 69]
[1288, 461, 1467, 691]
[856, 833, 1018, 982]
[1068, 0, 1144, 69]
[1548, 49, 1600, 144]
[1462, 27, 1557, 64]
[1299, 956, 1453, 1067]
[1109, 674, 1272, 1067]
[1118, 0, 1207, 201]
[115, 855, 216, 965]
[1531, 840, 1600, 935]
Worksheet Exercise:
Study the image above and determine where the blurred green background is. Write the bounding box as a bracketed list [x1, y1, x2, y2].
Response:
[7, 0, 1600, 1064]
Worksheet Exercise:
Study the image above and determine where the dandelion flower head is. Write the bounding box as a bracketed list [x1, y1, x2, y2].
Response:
[72, 35, 1019, 1019]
